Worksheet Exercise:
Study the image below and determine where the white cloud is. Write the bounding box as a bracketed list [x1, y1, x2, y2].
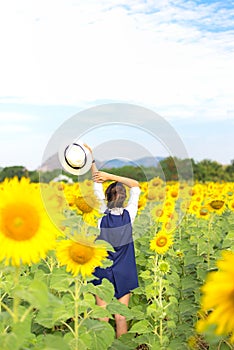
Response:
[0, 125, 31, 133]
[0, 112, 38, 121]
[0, 0, 233, 122]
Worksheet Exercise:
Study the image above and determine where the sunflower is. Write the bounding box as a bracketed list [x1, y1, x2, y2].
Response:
[180, 199, 192, 213]
[158, 261, 170, 274]
[146, 186, 157, 201]
[0, 177, 59, 266]
[151, 204, 169, 223]
[196, 205, 210, 220]
[228, 198, 234, 212]
[64, 182, 101, 227]
[137, 194, 147, 213]
[63, 183, 79, 207]
[56, 237, 108, 277]
[206, 198, 226, 215]
[197, 251, 234, 343]
[150, 177, 164, 187]
[161, 217, 178, 233]
[40, 182, 68, 227]
[167, 185, 179, 200]
[187, 335, 198, 349]
[188, 202, 200, 215]
[75, 195, 95, 213]
[150, 231, 173, 255]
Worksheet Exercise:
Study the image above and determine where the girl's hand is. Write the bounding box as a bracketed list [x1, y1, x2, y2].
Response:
[83, 143, 93, 155]
[93, 171, 110, 183]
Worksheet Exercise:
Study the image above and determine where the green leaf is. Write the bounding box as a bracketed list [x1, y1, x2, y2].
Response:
[181, 275, 198, 291]
[116, 332, 138, 347]
[184, 254, 201, 266]
[146, 303, 158, 317]
[83, 319, 115, 350]
[35, 294, 68, 328]
[90, 305, 112, 319]
[108, 339, 133, 350]
[49, 268, 73, 292]
[82, 292, 96, 307]
[0, 311, 12, 331]
[95, 239, 115, 252]
[0, 333, 19, 350]
[167, 338, 187, 349]
[139, 270, 153, 280]
[179, 300, 196, 315]
[128, 306, 145, 320]
[219, 341, 233, 350]
[129, 320, 152, 334]
[69, 336, 90, 350]
[167, 320, 177, 330]
[145, 284, 157, 299]
[12, 318, 35, 348]
[168, 271, 180, 288]
[107, 300, 133, 320]
[43, 334, 70, 350]
[89, 278, 115, 303]
[14, 279, 50, 309]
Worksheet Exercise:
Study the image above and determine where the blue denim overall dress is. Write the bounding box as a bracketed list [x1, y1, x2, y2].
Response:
[92, 209, 139, 299]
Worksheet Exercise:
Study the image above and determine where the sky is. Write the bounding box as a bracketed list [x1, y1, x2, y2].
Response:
[0, 0, 234, 170]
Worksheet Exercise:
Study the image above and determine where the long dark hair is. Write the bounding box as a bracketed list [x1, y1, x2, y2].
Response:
[105, 182, 126, 209]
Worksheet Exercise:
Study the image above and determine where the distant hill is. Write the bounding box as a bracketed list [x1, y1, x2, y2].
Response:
[38, 154, 164, 172]
[100, 156, 164, 169]
[38, 153, 60, 172]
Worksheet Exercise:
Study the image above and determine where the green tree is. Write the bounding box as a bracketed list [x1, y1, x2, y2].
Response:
[0, 166, 28, 182]
[193, 159, 226, 182]
[225, 159, 234, 180]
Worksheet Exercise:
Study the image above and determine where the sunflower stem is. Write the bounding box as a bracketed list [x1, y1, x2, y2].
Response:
[153, 254, 158, 336]
[20, 305, 34, 323]
[61, 321, 75, 337]
[0, 300, 15, 319]
[13, 266, 21, 323]
[74, 276, 81, 350]
[207, 215, 213, 270]
[158, 274, 164, 346]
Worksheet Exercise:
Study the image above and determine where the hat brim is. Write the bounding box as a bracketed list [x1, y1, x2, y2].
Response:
[59, 143, 93, 176]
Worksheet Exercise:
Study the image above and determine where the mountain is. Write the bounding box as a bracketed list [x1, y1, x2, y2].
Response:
[38, 154, 164, 172]
[38, 153, 60, 172]
[100, 157, 164, 169]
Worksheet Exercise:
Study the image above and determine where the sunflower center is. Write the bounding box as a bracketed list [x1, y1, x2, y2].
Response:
[200, 207, 209, 216]
[209, 200, 225, 210]
[69, 242, 94, 264]
[156, 236, 167, 247]
[156, 209, 164, 217]
[2, 202, 40, 241]
[171, 191, 178, 198]
[75, 197, 93, 213]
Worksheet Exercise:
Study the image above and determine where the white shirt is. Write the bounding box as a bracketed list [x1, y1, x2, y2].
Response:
[93, 182, 141, 225]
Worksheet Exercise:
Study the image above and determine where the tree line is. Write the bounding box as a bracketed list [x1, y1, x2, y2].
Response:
[0, 158, 234, 183]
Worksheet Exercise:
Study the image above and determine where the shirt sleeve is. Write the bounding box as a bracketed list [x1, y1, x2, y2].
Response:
[125, 186, 141, 223]
[93, 182, 107, 213]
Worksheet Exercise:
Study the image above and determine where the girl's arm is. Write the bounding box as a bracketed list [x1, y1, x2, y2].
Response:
[93, 171, 139, 188]
[84, 143, 139, 188]
[84, 144, 107, 213]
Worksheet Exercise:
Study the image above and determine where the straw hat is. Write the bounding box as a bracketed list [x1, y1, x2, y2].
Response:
[59, 141, 92, 175]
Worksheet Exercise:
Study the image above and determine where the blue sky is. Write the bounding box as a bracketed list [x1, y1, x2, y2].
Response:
[0, 0, 234, 170]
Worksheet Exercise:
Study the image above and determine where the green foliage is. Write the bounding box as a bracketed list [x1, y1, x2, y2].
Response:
[2, 157, 234, 182]
[1, 181, 234, 349]
[0, 166, 28, 182]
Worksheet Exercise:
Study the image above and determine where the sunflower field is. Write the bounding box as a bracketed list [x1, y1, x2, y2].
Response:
[0, 176, 234, 350]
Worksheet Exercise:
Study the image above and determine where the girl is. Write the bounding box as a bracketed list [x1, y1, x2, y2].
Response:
[87, 145, 141, 338]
